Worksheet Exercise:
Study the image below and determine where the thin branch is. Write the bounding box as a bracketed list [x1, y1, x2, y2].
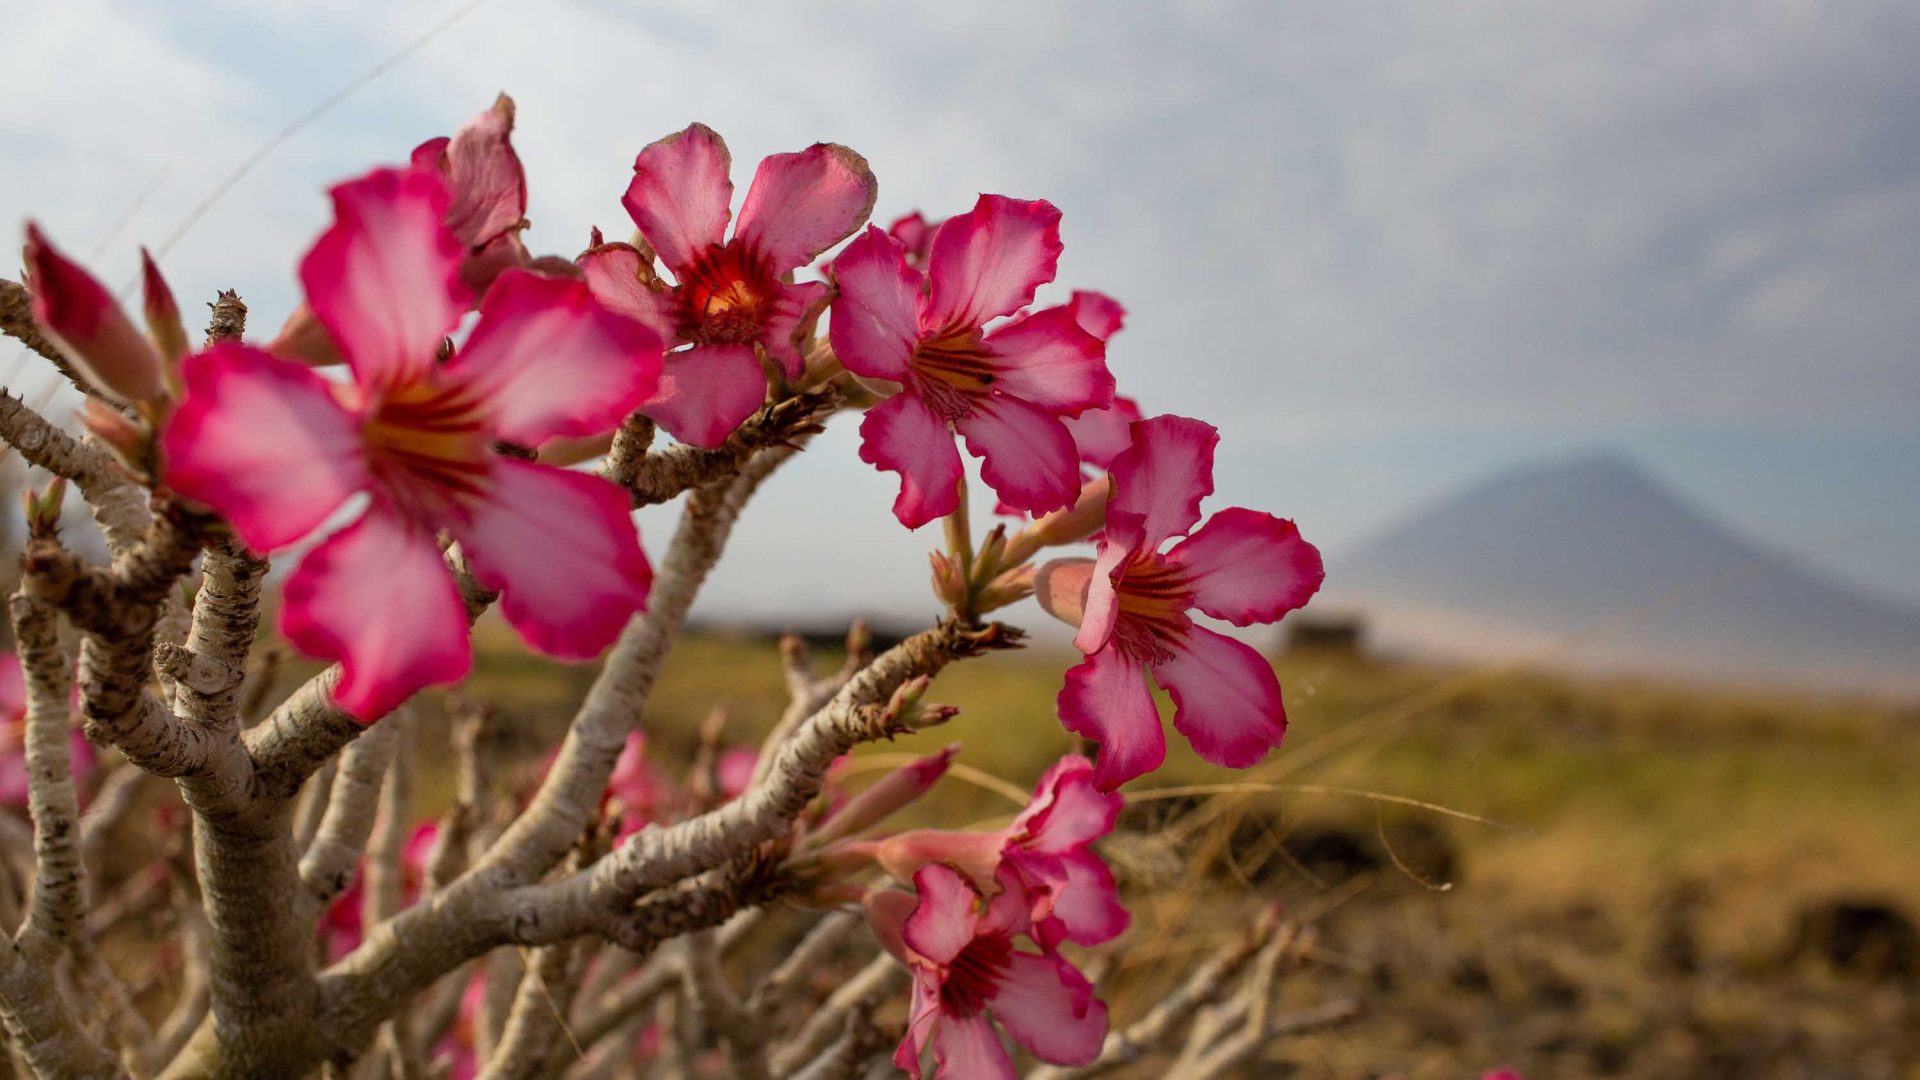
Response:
[298, 716, 400, 904]
[767, 953, 906, 1077]
[8, 593, 90, 961]
[0, 277, 107, 400]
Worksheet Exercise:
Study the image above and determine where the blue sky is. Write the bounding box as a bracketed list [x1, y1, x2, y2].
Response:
[3, 0, 1916, 620]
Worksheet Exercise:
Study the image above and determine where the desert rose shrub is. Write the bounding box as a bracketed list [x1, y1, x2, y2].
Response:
[0, 95, 1341, 1079]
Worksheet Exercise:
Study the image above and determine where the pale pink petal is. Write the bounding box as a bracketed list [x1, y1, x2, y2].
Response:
[0, 654, 23, 724]
[1067, 290, 1126, 340]
[447, 270, 664, 446]
[758, 278, 828, 380]
[926, 195, 1063, 328]
[1058, 645, 1164, 790]
[576, 238, 678, 341]
[978, 863, 1036, 939]
[979, 306, 1111, 412]
[644, 343, 766, 448]
[622, 123, 733, 278]
[894, 971, 942, 1078]
[734, 142, 877, 273]
[23, 224, 167, 403]
[452, 459, 650, 660]
[987, 950, 1105, 1065]
[1062, 396, 1143, 471]
[1153, 625, 1287, 769]
[1165, 508, 1325, 626]
[828, 226, 922, 383]
[859, 392, 963, 529]
[864, 888, 917, 965]
[954, 395, 1080, 517]
[903, 864, 980, 965]
[459, 231, 531, 293]
[433, 94, 527, 249]
[1013, 756, 1120, 854]
[1108, 414, 1218, 555]
[163, 343, 368, 552]
[1036, 850, 1129, 948]
[932, 1013, 1015, 1080]
[281, 506, 471, 722]
[300, 167, 468, 387]
[1034, 558, 1095, 630]
[1070, 535, 1133, 655]
[873, 829, 1006, 890]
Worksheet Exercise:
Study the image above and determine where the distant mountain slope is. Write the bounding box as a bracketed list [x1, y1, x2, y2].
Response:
[1318, 455, 1920, 695]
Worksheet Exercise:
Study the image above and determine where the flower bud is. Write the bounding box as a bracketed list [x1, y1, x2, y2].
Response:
[879, 676, 959, 732]
[140, 248, 190, 370]
[23, 224, 168, 403]
[1034, 558, 1095, 628]
[806, 743, 960, 848]
[22, 477, 67, 539]
[1005, 476, 1110, 565]
[79, 397, 151, 473]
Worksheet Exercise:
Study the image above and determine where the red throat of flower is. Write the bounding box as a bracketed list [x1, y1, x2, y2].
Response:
[358, 376, 494, 522]
[908, 326, 996, 420]
[677, 242, 776, 345]
[1108, 555, 1192, 663]
[939, 932, 1013, 1018]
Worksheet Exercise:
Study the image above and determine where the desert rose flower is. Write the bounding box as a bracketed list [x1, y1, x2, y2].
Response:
[577, 123, 877, 447]
[866, 863, 1107, 1077]
[869, 754, 1128, 950]
[165, 166, 664, 721]
[1036, 415, 1324, 789]
[831, 195, 1115, 528]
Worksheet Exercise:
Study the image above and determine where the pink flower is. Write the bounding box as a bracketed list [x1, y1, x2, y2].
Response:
[1036, 415, 1324, 790]
[578, 123, 877, 448]
[0, 652, 99, 810]
[887, 211, 939, 268]
[871, 755, 1127, 950]
[867, 864, 1107, 1078]
[831, 195, 1115, 528]
[22, 225, 174, 404]
[164, 166, 664, 722]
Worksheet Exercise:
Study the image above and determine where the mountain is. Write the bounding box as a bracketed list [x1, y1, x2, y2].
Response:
[1316, 455, 1920, 696]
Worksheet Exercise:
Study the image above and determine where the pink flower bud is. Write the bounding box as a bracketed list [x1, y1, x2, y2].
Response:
[1034, 558, 1095, 628]
[806, 743, 959, 848]
[140, 248, 190, 370]
[79, 397, 150, 472]
[23, 224, 168, 403]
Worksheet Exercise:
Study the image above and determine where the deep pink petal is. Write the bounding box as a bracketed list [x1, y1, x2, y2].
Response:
[1067, 290, 1126, 340]
[1071, 538, 1131, 654]
[734, 142, 877, 273]
[452, 459, 650, 660]
[447, 269, 664, 446]
[932, 1013, 1015, 1080]
[430, 94, 527, 249]
[1062, 396, 1143, 471]
[642, 343, 766, 448]
[163, 343, 367, 552]
[926, 195, 1063, 328]
[622, 123, 732, 278]
[1013, 756, 1120, 854]
[1152, 625, 1287, 769]
[1036, 850, 1129, 948]
[894, 970, 942, 1078]
[281, 507, 471, 722]
[979, 305, 1111, 413]
[1166, 508, 1325, 626]
[903, 863, 980, 965]
[1108, 414, 1218, 555]
[954, 395, 1081, 517]
[888, 211, 937, 264]
[1058, 645, 1164, 791]
[576, 238, 678, 341]
[859, 392, 963, 529]
[300, 167, 469, 388]
[828, 226, 921, 383]
[987, 950, 1106, 1066]
[22, 224, 167, 403]
[758, 278, 827, 380]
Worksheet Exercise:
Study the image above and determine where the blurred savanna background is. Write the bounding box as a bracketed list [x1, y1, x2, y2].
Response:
[4, 1, 1919, 1077]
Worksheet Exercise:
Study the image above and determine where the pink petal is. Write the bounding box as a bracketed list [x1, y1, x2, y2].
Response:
[979, 305, 1111, 413]
[734, 142, 877, 273]
[903, 864, 980, 965]
[859, 392, 963, 529]
[894, 971, 942, 1078]
[932, 1013, 1016, 1080]
[1058, 645, 1164, 791]
[266, 302, 345, 367]
[888, 211, 937, 263]
[1013, 755, 1120, 854]
[1036, 850, 1129, 948]
[1152, 625, 1287, 769]
[979, 863, 1037, 939]
[1108, 414, 1218, 555]
[0, 654, 23, 724]
[452, 459, 651, 660]
[622, 123, 733, 278]
[1062, 396, 1143, 471]
[1067, 290, 1126, 340]
[447, 270, 664, 446]
[163, 343, 368, 552]
[1034, 558, 1095, 630]
[926, 195, 1063, 328]
[758, 278, 828, 380]
[1165, 508, 1325, 626]
[281, 506, 471, 722]
[954, 395, 1081, 517]
[644, 343, 767, 448]
[828, 226, 922, 383]
[22, 224, 167, 403]
[577, 239, 678, 341]
[987, 950, 1105, 1066]
[873, 829, 1006, 891]
[300, 167, 469, 388]
[429, 94, 527, 250]
[1071, 534, 1134, 655]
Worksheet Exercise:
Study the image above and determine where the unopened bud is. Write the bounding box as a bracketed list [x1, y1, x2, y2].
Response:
[140, 248, 190, 372]
[880, 676, 959, 732]
[23, 477, 68, 539]
[972, 563, 1036, 615]
[80, 397, 151, 472]
[23, 224, 169, 403]
[928, 551, 967, 610]
[806, 743, 960, 848]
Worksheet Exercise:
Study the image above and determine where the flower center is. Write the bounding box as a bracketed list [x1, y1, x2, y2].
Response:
[676, 242, 774, 345]
[1110, 556, 1193, 662]
[940, 933, 1013, 1017]
[908, 327, 997, 420]
[360, 376, 494, 523]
